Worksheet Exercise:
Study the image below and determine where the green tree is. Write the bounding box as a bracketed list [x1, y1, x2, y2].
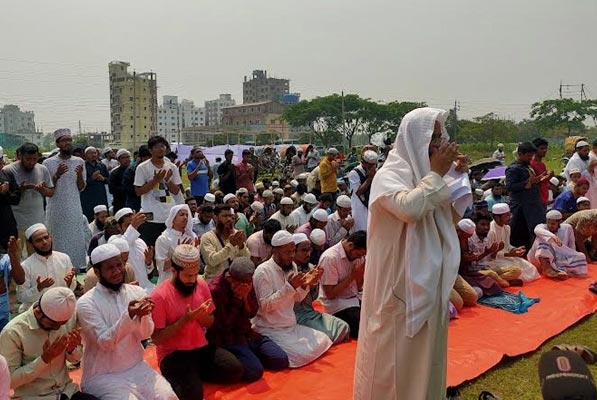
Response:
[530, 98, 597, 134]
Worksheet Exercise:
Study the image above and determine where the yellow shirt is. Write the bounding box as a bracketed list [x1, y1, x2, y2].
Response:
[319, 158, 338, 193]
[200, 230, 250, 282]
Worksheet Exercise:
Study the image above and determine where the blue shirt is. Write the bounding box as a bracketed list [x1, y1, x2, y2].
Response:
[0, 255, 11, 321]
[187, 159, 209, 197]
[553, 190, 578, 215]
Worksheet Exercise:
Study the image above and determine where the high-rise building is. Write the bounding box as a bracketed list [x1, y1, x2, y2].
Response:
[0, 104, 43, 146]
[243, 70, 290, 104]
[158, 96, 205, 143]
[108, 61, 158, 150]
[204, 94, 236, 127]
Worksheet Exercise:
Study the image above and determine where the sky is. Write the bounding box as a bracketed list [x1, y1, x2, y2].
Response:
[1, 0, 596, 133]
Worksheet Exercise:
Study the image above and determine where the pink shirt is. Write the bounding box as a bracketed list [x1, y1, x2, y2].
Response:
[151, 279, 211, 363]
[235, 162, 255, 193]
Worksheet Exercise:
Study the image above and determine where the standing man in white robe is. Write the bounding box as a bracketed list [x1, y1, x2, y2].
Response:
[252, 230, 332, 368]
[77, 244, 177, 400]
[354, 108, 469, 400]
[347, 150, 378, 232]
[564, 140, 591, 184]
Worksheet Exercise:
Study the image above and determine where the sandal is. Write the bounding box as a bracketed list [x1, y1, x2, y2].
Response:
[478, 391, 501, 400]
[552, 344, 597, 364]
[590, 282, 597, 295]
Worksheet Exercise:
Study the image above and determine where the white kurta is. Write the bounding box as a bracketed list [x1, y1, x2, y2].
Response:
[348, 165, 370, 232]
[16, 251, 77, 312]
[528, 225, 588, 277]
[119, 226, 155, 293]
[290, 206, 313, 227]
[269, 211, 298, 231]
[252, 258, 332, 368]
[76, 284, 177, 400]
[564, 153, 590, 183]
[488, 221, 540, 282]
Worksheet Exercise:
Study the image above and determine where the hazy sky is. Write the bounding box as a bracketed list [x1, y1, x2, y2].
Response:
[1, 0, 596, 133]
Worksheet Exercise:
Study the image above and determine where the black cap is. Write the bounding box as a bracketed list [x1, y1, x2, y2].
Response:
[538, 349, 597, 400]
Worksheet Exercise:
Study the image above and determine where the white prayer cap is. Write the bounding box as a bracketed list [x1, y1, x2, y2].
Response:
[271, 230, 294, 247]
[576, 140, 590, 148]
[280, 197, 294, 205]
[272, 181, 280, 187]
[457, 219, 476, 235]
[94, 205, 108, 214]
[312, 209, 329, 222]
[204, 193, 216, 203]
[107, 236, 129, 253]
[114, 207, 133, 222]
[90, 243, 121, 265]
[549, 177, 560, 186]
[273, 188, 284, 195]
[53, 128, 72, 141]
[362, 150, 379, 163]
[570, 168, 581, 175]
[474, 188, 484, 196]
[84, 146, 96, 154]
[25, 223, 47, 240]
[103, 147, 113, 155]
[39, 287, 76, 322]
[0, 146, 3, 158]
[336, 195, 352, 208]
[304, 193, 317, 204]
[293, 233, 309, 245]
[236, 188, 249, 196]
[250, 201, 264, 213]
[327, 147, 339, 155]
[262, 190, 273, 198]
[492, 203, 510, 215]
[223, 193, 237, 204]
[546, 210, 563, 220]
[577, 196, 590, 205]
[291, 180, 299, 188]
[497, 143, 504, 148]
[310, 229, 327, 246]
[116, 149, 130, 159]
[298, 173, 309, 180]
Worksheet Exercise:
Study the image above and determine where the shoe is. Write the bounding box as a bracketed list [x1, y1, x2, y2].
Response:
[446, 386, 461, 400]
[478, 391, 500, 400]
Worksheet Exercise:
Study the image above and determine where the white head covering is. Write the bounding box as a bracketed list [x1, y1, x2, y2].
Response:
[114, 207, 133, 222]
[280, 197, 294, 205]
[272, 181, 280, 187]
[250, 201, 264, 213]
[492, 203, 510, 215]
[94, 205, 108, 214]
[236, 188, 249, 196]
[312, 209, 329, 222]
[546, 210, 563, 220]
[293, 233, 309, 245]
[223, 193, 237, 204]
[116, 149, 130, 159]
[362, 150, 379, 163]
[569, 168, 581, 175]
[310, 228, 327, 246]
[262, 190, 273, 198]
[549, 177, 560, 186]
[577, 196, 590, 205]
[298, 173, 309, 180]
[53, 128, 72, 141]
[368, 107, 463, 338]
[273, 188, 284, 195]
[39, 287, 76, 322]
[304, 193, 317, 204]
[291, 180, 299, 188]
[204, 193, 216, 203]
[107, 236, 130, 253]
[90, 243, 121, 265]
[165, 204, 195, 238]
[576, 140, 590, 148]
[457, 219, 476, 235]
[271, 230, 294, 247]
[84, 146, 96, 154]
[25, 223, 47, 240]
[336, 195, 351, 208]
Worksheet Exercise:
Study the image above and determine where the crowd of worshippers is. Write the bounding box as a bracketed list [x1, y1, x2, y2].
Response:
[0, 129, 376, 399]
[451, 137, 597, 317]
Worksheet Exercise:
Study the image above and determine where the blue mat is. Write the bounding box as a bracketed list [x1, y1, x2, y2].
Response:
[478, 291, 540, 314]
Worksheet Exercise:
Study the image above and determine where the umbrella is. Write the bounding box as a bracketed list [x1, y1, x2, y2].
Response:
[481, 166, 506, 181]
[470, 158, 503, 173]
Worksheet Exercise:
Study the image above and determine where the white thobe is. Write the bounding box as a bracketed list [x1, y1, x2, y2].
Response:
[252, 258, 332, 367]
[88, 220, 101, 236]
[17, 252, 77, 313]
[290, 206, 312, 227]
[119, 226, 155, 293]
[348, 166, 369, 232]
[528, 225, 587, 277]
[76, 284, 177, 400]
[564, 153, 590, 183]
[488, 221, 540, 282]
[269, 211, 298, 231]
[325, 211, 354, 246]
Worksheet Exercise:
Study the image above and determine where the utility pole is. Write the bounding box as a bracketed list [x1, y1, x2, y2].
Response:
[133, 71, 137, 150]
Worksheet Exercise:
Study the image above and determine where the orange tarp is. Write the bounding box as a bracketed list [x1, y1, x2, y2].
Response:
[70, 266, 597, 399]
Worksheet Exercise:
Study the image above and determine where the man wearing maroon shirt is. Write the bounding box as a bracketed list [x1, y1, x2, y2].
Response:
[531, 138, 552, 208]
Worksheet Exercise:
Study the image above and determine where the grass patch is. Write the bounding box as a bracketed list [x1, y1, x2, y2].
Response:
[459, 313, 597, 399]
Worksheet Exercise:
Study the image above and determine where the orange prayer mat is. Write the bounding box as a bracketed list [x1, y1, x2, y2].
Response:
[69, 265, 597, 398]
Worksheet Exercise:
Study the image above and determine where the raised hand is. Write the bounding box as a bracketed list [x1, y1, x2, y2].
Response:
[74, 164, 84, 177]
[128, 297, 154, 319]
[42, 335, 69, 363]
[65, 328, 82, 353]
[287, 272, 307, 289]
[152, 169, 167, 184]
[351, 261, 365, 281]
[144, 246, 154, 265]
[7, 236, 20, 261]
[430, 143, 459, 177]
[64, 268, 76, 287]
[305, 266, 323, 287]
[164, 169, 173, 183]
[36, 276, 55, 292]
[19, 182, 35, 191]
[184, 299, 214, 325]
[0, 182, 9, 194]
[130, 212, 147, 229]
[56, 163, 69, 178]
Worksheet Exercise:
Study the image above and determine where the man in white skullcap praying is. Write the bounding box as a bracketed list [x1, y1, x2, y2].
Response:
[77, 244, 177, 400]
[290, 193, 318, 227]
[252, 230, 332, 368]
[83, 237, 138, 292]
[295, 209, 329, 237]
[347, 149, 378, 232]
[88, 205, 109, 236]
[325, 195, 355, 246]
[269, 197, 299, 232]
[16, 223, 77, 313]
[0, 287, 98, 399]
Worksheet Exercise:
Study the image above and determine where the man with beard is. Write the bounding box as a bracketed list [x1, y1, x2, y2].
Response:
[252, 230, 332, 367]
[292, 233, 350, 345]
[84, 237, 138, 292]
[564, 140, 591, 184]
[217, 149, 236, 195]
[80, 147, 109, 222]
[270, 197, 298, 232]
[87, 217, 120, 256]
[200, 204, 249, 281]
[193, 204, 216, 237]
[88, 205, 109, 236]
[101, 148, 119, 171]
[43, 129, 88, 271]
[3, 142, 54, 255]
[506, 142, 548, 249]
[290, 193, 317, 227]
[225, 193, 255, 237]
[0, 287, 98, 400]
[16, 224, 77, 312]
[348, 150, 378, 232]
[108, 149, 131, 213]
[247, 219, 282, 266]
[77, 244, 177, 400]
[151, 244, 243, 399]
[295, 209, 329, 237]
[325, 195, 355, 246]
